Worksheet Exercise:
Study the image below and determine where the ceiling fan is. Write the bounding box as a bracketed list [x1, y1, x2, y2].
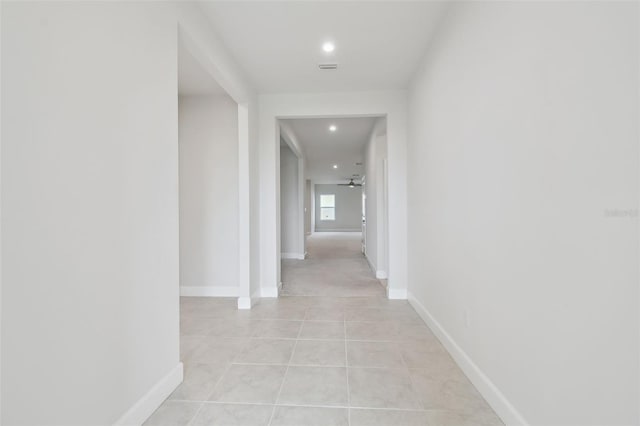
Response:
[338, 177, 363, 188]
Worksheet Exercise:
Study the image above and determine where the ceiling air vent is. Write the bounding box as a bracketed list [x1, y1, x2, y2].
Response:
[318, 63, 338, 70]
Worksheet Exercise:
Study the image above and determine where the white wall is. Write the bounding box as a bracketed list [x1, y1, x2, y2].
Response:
[304, 179, 312, 235]
[407, 2, 639, 425]
[1, 1, 259, 424]
[259, 92, 408, 299]
[247, 101, 262, 306]
[364, 118, 388, 278]
[1, 3, 181, 424]
[179, 95, 239, 296]
[280, 143, 300, 257]
[315, 184, 362, 232]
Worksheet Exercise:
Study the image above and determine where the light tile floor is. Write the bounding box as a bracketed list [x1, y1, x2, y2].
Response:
[145, 233, 504, 426]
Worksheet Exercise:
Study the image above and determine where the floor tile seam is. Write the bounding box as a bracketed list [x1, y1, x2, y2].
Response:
[184, 401, 205, 426]
[344, 318, 351, 426]
[267, 317, 302, 426]
[229, 362, 347, 368]
[173, 399, 442, 412]
[201, 361, 235, 407]
[295, 338, 346, 342]
[345, 338, 434, 343]
[397, 336, 427, 411]
[226, 360, 432, 370]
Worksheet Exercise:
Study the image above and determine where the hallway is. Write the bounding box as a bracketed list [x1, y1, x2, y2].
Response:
[281, 232, 384, 297]
[145, 234, 503, 426]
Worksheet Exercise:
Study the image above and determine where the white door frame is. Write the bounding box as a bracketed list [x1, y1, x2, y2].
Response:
[258, 92, 408, 299]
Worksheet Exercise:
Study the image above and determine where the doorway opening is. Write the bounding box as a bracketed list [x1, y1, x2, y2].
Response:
[277, 117, 389, 297]
[177, 33, 243, 306]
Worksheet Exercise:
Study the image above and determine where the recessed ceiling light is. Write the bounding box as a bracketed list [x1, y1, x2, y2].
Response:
[322, 42, 335, 53]
[329, 125, 337, 132]
[333, 164, 338, 169]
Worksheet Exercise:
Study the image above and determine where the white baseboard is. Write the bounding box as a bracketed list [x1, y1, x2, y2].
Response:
[237, 297, 251, 310]
[180, 286, 238, 297]
[238, 288, 262, 309]
[114, 362, 183, 426]
[387, 287, 407, 299]
[407, 293, 528, 426]
[281, 252, 305, 260]
[376, 270, 388, 280]
[314, 228, 361, 232]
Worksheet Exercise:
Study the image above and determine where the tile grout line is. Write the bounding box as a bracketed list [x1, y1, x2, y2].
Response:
[167, 398, 443, 413]
[397, 336, 426, 411]
[185, 360, 235, 426]
[184, 401, 205, 426]
[266, 319, 302, 426]
[344, 317, 351, 426]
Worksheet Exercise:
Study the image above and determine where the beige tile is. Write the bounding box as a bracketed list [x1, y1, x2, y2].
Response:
[398, 339, 450, 368]
[299, 321, 345, 339]
[190, 403, 273, 426]
[345, 308, 389, 322]
[180, 316, 216, 336]
[180, 335, 205, 362]
[183, 337, 250, 366]
[234, 339, 295, 365]
[205, 319, 255, 338]
[175, 233, 499, 426]
[249, 304, 307, 320]
[305, 307, 345, 321]
[347, 341, 404, 368]
[251, 320, 302, 338]
[271, 406, 349, 426]
[346, 321, 397, 341]
[278, 366, 348, 406]
[180, 297, 239, 318]
[341, 297, 389, 309]
[291, 340, 346, 366]
[350, 408, 431, 426]
[143, 401, 201, 426]
[409, 368, 493, 413]
[385, 309, 423, 323]
[348, 368, 422, 409]
[169, 363, 227, 401]
[424, 409, 504, 426]
[395, 322, 438, 341]
[209, 364, 286, 404]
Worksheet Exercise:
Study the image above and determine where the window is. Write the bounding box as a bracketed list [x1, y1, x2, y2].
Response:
[320, 194, 335, 221]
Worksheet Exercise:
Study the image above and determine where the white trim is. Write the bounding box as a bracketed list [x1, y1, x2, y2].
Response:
[113, 363, 183, 426]
[365, 253, 388, 280]
[237, 297, 251, 310]
[261, 285, 279, 298]
[387, 287, 407, 300]
[281, 252, 305, 260]
[237, 103, 252, 313]
[179, 286, 238, 297]
[237, 288, 262, 309]
[314, 228, 361, 232]
[407, 293, 528, 426]
[375, 270, 388, 280]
